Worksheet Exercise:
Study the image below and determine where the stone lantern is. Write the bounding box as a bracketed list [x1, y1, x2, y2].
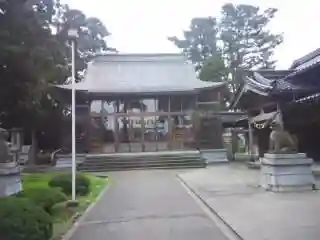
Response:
[0, 128, 22, 196]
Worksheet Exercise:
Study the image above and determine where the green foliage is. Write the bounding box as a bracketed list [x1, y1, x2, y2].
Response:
[48, 173, 91, 196]
[0, 0, 67, 130]
[169, 2, 283, 106]
[17, 187, 68, 214]
[168, 17, 218, 71]
[53, 2, 117, 80]
[199, 55, 231, 107]
[0, 0, 116, 151]
[0, 197, 53, 240]
[199, 55, 228, 82]
[219, 4, 283, 70]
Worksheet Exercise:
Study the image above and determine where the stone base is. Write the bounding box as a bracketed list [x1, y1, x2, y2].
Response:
[247, 160, 261, 169]
[200, 149, 228, 164]
[66, 199, 80, 207]
[0, 162, 22, 196]
[260, 153, 316, 192]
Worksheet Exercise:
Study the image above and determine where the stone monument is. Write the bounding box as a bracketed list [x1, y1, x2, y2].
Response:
[0, 128, 22, 196]
[260, 123, 315, 192]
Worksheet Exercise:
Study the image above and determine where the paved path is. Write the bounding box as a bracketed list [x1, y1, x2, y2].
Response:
[179, 165, 320, 240]
[69, 170, 228, 240]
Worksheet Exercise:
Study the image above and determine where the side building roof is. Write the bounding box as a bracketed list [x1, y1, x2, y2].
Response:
[230, 70, 296, 109]
[284, 48, 320, 83]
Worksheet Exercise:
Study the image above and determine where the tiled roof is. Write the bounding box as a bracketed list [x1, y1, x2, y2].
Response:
[290, 48, 320, 69]
[295, 92, 320, 103]
[55, 53, 225, 95]
[246, 70, 314, 92]
[285, 49, 320, 81]
[254, 70, 293, 80]
[231, 49, 320, 109]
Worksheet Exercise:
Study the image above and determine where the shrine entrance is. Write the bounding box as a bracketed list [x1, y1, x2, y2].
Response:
[88, 96, 197, 154]
[53, 53, 226, 155]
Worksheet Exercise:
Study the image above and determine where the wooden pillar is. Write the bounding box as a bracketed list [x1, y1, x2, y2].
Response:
[154, 97, 158, 151]
[180, 97, 184, 149]
[231, 128, 238, 161]
[114, 100, 120, 152]
[141, 100, 145, 152]
[248, 118, 254, 162]
[193, 94, 199, 149]
[126, 100, 132, 152]
[217, 91, 221, 111]
[168, 96, 173, 149]
[86, 100, 92, 153]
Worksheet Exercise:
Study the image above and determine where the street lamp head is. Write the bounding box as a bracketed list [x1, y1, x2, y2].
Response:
[68, 28, 79, 39]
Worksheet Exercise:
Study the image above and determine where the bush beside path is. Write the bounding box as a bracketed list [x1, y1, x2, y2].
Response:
[0, 171, 108, 240]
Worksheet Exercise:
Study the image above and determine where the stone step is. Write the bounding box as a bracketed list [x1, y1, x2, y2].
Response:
[75, 150, 205, 171]
[83, 156, 202, 164]
[79, 159, 204, 167]
[79, 165, 204, 172]
[78, 162, 205, 172]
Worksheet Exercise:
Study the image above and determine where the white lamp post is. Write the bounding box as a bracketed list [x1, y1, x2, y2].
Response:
[68, 28, 79, 203]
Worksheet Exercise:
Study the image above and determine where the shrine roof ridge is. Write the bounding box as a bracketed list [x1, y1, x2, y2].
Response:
[92, 53, 188, 63]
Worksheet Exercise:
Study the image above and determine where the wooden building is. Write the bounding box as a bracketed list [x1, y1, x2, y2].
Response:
[231, 48, 320, 162]
[53, 53, 227, 154]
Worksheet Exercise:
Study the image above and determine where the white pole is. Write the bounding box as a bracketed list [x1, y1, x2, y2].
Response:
[71, 40, 76, 201]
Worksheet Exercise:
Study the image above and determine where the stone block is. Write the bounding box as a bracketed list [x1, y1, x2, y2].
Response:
[0, 162, 22, 196]
[200, 149, 228, 164]
[260, 153, 316, 192]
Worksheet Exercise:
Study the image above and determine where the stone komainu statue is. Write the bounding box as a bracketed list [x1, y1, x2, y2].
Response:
[268, 122, 298, 154]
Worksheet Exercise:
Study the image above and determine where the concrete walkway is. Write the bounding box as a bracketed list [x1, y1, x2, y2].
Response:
[179, 164, 320, 240]
[68, 170, 229, 240]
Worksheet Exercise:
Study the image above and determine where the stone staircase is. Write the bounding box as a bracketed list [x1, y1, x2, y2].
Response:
[77, 150, 206, 172]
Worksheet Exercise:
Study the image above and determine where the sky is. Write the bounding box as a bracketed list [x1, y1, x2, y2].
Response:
[65, 0, 320, 69]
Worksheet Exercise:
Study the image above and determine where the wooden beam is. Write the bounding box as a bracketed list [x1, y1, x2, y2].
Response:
[99, 111, 192, 117]
[250, 111, 277, 123]
[248, 101, 277, 111]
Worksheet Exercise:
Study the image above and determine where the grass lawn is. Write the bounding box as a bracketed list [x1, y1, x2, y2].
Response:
[21, 172, 108, 240]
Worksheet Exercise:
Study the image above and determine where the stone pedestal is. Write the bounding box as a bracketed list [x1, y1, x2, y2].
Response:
[200, 149, 228, 164]
[0, 162, 22, 196]
[260, 153, 316, 192]
[0, 128, 23, 196]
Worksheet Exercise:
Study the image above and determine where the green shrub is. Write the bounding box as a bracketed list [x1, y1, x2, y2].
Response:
[17, 188, 68, 214]
[48, 173, 91, 196]
[0, 197, 53, 240]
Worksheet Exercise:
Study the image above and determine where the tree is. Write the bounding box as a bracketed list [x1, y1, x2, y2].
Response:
[52, 2, 117, 82]
[0, 0, 66, 127]
[219, 3, 283, 92]
[0, 0, 115, 155]
[169, 3, 283, 95]
[199, 54, 228, 82]
[199, 55, 231, 107]
[168, 17, 219, 71]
